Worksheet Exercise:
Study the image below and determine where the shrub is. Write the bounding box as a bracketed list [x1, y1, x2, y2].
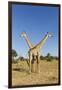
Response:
[12, 59, 18, 64]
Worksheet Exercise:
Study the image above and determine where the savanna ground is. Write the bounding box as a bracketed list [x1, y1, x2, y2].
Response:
[12, 59, 59, 86]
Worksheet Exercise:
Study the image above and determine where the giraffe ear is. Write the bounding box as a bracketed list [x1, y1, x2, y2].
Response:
[46, 32, 53, 37]
[49, 33, 53, 37]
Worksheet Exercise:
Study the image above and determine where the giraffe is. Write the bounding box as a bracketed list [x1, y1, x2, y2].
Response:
[20, 32, 34, 68]
[28, 32, 52, 73]
[20, 32, 52, 73]
[20, 32, 33, 49]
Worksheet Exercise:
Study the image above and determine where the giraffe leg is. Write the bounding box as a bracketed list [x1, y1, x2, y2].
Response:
[31, 59, 33, 72]
[31, 55, 35, 72]
[37, 52, 40, 73]
[29, 52, 32, 73]
[32, 56, 36, 73]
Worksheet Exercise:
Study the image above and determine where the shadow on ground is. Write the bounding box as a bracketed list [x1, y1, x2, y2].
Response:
[13, 68, 29, 73]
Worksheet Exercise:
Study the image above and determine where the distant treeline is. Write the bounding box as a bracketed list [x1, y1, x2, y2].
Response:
[18, 55, 58, 61]
[12, 49, 58, 63]
[40, 55, 58, 61]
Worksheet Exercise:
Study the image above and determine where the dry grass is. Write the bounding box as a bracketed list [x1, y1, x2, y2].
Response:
[12, 60, 59, 86]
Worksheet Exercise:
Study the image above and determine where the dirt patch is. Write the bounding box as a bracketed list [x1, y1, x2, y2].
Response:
[12, 60, 59, 86]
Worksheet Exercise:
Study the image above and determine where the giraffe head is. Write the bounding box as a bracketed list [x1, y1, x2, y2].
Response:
[47, 32, 53, 37]
[20, 32, 26, 37]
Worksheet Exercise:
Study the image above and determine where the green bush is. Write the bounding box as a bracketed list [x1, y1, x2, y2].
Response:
[12, 59, 18, 64]
[46, 53, 52, 61]
[46, 58, 52, 61]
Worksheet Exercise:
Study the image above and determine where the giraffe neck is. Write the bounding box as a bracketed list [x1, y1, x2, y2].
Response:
[23, 35, 33, 49]
[34, 34, 49, 50]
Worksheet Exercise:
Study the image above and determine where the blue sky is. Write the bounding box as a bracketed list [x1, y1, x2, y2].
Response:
[12, 4, 59, 58]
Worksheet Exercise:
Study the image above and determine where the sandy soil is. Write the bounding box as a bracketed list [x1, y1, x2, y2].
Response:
[12, 60, 59, 86]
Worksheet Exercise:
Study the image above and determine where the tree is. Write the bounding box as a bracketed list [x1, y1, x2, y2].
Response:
[19, 56, 24, 61]
[47, 53, 50, 57]
[40, 55, 44, 60]
[12, 49, 18, 59]
[46, 53, 52, 61]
